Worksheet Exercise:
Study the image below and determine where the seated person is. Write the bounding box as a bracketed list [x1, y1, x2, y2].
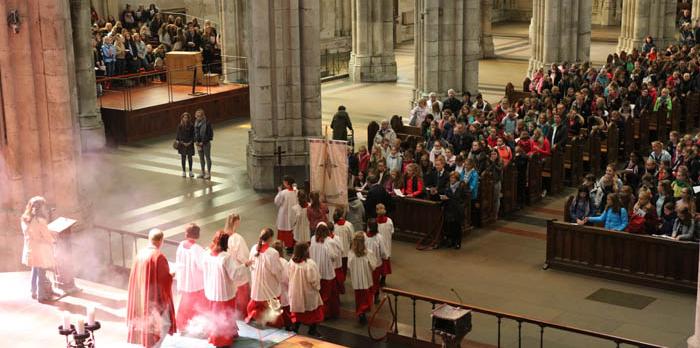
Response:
[402, 163, 424, 198]
[672, 208, 696, 241]
[569, 186, 593, 222]
[626, 190, 658, 234]
[657, 202, 677, 236]
[577, 193, 628, 231]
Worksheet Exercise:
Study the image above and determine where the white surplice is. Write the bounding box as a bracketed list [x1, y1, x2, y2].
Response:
[175, 240, 205, 293]
[377, 218, 394, 257]
[309, 237, 341, 280]
[201, 250, 246, 301]
[364, 233, 387, 261]
[333, 222, 354, 257]
[249, 244, 284, 301]
[278, 257, 290, 307]
[274, 189, 298, 231]
[286, 259, 324, 313]
[348, 250, 382, 290]
[226, 232, 251, 286]
[292, 204, 311, 243]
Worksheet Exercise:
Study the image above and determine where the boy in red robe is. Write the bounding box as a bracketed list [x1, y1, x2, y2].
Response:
[127, 229, 176, 347]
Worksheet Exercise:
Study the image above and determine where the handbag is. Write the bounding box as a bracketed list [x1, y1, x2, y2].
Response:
[172, 140, 179, 150]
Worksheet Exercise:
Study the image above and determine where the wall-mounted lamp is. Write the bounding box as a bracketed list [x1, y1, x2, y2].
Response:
[7, 10, 20, 34]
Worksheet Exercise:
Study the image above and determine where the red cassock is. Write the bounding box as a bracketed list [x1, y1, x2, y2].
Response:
[277, 230, 294, 249]
[176, 290, 207, 331]
[235, 282, 251, 315]
[382, 258, 392, 275]
[127, 247, 176, 347]
[319, 279, 340, 319]
[334, 267, 346, 295]
[371, 268, 382, 297]
[354, 289, 373, 317]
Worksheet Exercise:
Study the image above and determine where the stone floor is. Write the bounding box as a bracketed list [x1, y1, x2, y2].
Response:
[80, 31, 695, 347]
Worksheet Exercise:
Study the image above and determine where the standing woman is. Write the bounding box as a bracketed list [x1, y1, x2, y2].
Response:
[247, 228, 285, 327]
[21, 196, 56, 302]
[224, 213, 251, 314]
[287, 243, 324, 337]
[309, 223, 341, 320]
[176, 112, 195, 177]
[194, 109, 214, 179]
[441, 172, 468, 249]
[307, 191, 329, 237]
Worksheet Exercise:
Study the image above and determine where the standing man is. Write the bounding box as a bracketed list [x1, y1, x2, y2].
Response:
[194, 109, 213, 179]
[547, 111, 568, 153]
[127, 229, 176, 348]
[331, 105, 353, 141]
[442, 89, 463, 116]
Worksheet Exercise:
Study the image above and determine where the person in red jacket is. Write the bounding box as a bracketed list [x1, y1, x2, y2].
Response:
[402, 163, 424, 198]
[529, 128, 551, 157]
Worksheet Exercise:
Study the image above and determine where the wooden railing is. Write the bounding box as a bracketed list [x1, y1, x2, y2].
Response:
[94, 224, 180, 275]
[378, 287, 665, 348]
[545, 220, 698, 293]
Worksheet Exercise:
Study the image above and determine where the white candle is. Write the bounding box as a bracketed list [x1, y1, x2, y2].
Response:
[76, 319, 85, 335]
[62, 311, 71, 330]
[86, 306, 95, 326]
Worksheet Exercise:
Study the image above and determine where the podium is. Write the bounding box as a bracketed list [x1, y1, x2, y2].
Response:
[431, 304, 472, 348]
[165, 51, 203, 85]
[48, 217, 80, 294]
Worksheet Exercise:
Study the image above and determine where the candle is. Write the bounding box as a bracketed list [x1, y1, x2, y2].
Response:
[62, 311, 71, 330]
[86, 306, 95, 326]
[76, 319, 85, 335]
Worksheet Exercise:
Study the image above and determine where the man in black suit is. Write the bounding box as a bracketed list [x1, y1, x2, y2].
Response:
[547, 111, 568, 153]
[364, 175, 392, 219]
[424, 158, 450, 200]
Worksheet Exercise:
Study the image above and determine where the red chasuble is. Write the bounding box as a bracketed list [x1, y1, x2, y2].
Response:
[127, 246, 176, 347]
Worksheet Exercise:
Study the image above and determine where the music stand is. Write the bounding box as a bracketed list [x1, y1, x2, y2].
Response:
[48, 217, 81, 295]
[188, 65, 206, 96]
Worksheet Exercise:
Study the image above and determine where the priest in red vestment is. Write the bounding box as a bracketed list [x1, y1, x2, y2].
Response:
[127, 229, 176, 347]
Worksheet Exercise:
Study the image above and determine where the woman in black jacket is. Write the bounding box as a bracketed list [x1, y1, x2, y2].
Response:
[176, 112, 195, 177]
[442, 172, 468, 249]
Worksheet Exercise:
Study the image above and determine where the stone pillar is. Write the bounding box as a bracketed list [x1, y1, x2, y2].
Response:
[70, 0, 106, 151]
[694, 0, 700, 25]
[349, 0, 397, 82]
[220, 0, 247, 83]
[617, 0, 677, 53]
[0, 0, 84, 270]
[246, 0, 321, 190]
[414, 0, 481, 100]
[528, 0, 591, 77]
[481, 0, 495, 58]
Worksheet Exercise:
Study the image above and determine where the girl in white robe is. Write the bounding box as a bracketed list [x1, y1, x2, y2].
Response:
[364, 219, 387, 304]
[331, 208, 352, 294]
[175, 224, 206, 332]
[224, 213, 251, 314]
[375, 204, 394, 285]
[287, 243, 324, 337]
[247, 228, 285, 327]
[271, 241, 293, 330]
[309, 222, 341, 319]
[291, 190, 311, 245]
[201, 231, 249, 347]
[274, 176, 298, 251]
[348, 232, 381, 324]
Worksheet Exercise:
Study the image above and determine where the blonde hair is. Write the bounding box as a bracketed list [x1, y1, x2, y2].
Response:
[22, 196, 47, 223]
[224, 212, 240, 234]
[350, 232, 367, 257]
[148, 228, 164, 244]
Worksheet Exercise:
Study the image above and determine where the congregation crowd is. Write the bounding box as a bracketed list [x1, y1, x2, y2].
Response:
[89, 3, 219, 78]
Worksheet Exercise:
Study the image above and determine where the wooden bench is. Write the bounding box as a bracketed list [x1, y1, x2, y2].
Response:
[563, 136, 583, 186]
[527, 153, 543, 204]
[501, 162, 519, 215]
[545, 220, 698, 293]
[389, 195, 472, 247]
[478, 169, 496, 225]
[542, 147, 564, 195]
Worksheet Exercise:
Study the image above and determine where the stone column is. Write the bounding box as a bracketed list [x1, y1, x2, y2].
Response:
[528, 0, 591, 77]
[0, 0, 84, 270]
[617, 0, 677, 53]
[413, 0, 481, 100]
[349, 0, 397, 82]
[481, 0, 495, 58]
[220, 0, 247, 83]
[694, 0, 700, 25]
[70, 0, 106, 151]
[246, 0, 321, 190]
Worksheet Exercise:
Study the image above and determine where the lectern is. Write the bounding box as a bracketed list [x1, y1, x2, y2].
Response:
[48, 217, 80, 294]
[431, 304, 472, 348]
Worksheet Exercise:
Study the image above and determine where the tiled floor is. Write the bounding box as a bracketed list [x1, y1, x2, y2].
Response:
[80, 33, 696, 347]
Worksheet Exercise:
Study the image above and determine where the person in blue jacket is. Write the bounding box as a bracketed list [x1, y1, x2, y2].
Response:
[461, 158, 479, 201]
[577, 193, 628, 231]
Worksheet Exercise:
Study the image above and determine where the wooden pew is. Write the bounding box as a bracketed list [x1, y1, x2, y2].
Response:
[542, 148, 564, 195]
[505, 82, 530, 104]
[546, 220, 699, 293]
[685, 92, 700, 131]
[671, 97, 681, 133]
[581, 130, 602, 178]
[478, 169, 496, 225]
[623, 115, 636, 156]
[500, 162, 519, 215]
[638, 110, 651, 154]
[527, 153, 543, 204]
[389, 115, 423, 150]
[599, 122, 619, 165]
[563, 196, 574, 222]
[391, 197, 444, 244]
[367, 121, 379, 152]
[563, 136, 583, 186]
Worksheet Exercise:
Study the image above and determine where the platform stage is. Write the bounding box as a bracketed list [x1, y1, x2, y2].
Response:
[0, 272, 343, 348]
[99, 83, 250, 145]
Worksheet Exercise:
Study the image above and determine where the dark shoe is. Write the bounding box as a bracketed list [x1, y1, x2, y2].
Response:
[379, 276, 386, 287]
[374, 295, 380, 305]
[308, 325, 322, 338]
[292, 322, 301, 333]
[359, 313, 367, 325]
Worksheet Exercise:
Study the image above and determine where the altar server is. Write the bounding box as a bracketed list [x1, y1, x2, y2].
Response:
[275, 176, 298, 252]
[332, 208, 353, 294]
[175, 223, 206, 332]
[309, 222, 341, 319]
[287, 243, 324, 337]
[271, 241, 293, 330]
[246, 228, 285, 327]
[364, 219, 387, 303]
[348, 232, 381, 324]
[291, 190, 311, 245]
[224, 213, 251, 314]
[375, 204, 394, 286]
